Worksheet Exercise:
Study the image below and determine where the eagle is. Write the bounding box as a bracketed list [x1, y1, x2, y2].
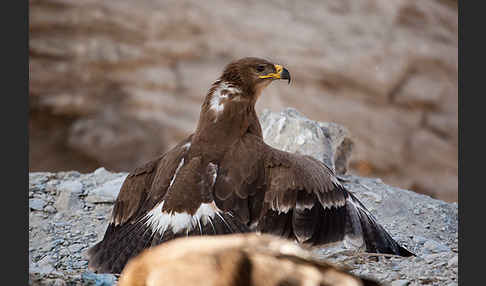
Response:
[118, 234, 381, 286]
[88, 57, 413, 274]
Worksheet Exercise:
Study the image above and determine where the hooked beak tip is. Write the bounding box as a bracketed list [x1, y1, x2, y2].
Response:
[281, 67, 291, 85]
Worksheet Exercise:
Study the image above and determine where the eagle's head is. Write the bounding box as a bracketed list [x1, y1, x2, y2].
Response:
[220, 57, 291, 98]
[197, 57, 291, 139]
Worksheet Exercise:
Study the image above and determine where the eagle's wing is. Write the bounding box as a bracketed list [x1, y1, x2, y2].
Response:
[258, 144, 414, 256]
[88, 134, 249, 274]
[88, 135, 194, 273]
[214, 134, 413, 257]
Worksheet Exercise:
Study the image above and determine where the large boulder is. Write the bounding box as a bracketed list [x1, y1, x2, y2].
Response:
[260, 108, 353, 175]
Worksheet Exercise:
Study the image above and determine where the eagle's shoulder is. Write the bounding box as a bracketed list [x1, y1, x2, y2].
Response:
[112, 134, 193, 226]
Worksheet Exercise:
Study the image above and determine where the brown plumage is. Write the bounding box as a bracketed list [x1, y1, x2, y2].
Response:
[118, 233, 381, 286]
[88, 57, 413, 274]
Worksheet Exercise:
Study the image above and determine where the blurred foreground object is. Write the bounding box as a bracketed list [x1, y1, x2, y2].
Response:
[118, 233, 380, 286]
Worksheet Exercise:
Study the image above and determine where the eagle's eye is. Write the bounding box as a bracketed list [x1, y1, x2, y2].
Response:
[256, 65, 266, 72]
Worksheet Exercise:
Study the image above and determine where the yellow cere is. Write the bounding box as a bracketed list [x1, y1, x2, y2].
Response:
[259, 64, 284, 79]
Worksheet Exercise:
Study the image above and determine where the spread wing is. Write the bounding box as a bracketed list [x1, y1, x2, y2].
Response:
[88, 135, 194, 273]
[111, 134, 193, 226]
[88, 134, 248, 274]
[258, 147, 348, 244]
[214, 134, 413, 257]
[259, 145, 413, 256]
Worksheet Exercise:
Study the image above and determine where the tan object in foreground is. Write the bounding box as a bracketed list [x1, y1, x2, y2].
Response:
[118, 233, 380, 286]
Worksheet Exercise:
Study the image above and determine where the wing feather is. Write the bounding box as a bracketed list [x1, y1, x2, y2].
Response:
[111, 135, 193, 226]
[258, 145, 413, 256]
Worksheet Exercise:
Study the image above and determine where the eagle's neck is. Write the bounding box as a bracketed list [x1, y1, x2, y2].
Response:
[192, 80, 262, 149]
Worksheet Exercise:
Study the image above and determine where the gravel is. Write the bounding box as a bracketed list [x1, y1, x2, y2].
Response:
[28, 169, 458, 286]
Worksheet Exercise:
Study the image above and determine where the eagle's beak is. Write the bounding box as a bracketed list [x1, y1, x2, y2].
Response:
[259, 64, 291, 84]
[280, 67, 291, 85]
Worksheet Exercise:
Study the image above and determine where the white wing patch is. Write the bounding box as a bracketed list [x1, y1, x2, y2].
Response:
[144, 202, 219, 235]
[181, 142, 191, 151]
[168, 158, 185, 188]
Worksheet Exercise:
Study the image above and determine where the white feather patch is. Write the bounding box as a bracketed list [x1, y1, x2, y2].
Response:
[168, 158, 185, 188]
[144, 202, 218, 235]
[209, 82, 241, 119]
[181, 142, 191, 150]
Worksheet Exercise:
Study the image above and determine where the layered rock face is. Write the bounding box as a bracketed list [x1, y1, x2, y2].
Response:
[29, 0, 458, 201]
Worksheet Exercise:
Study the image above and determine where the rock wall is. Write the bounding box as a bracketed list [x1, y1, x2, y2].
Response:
[29, 0, 458, 201]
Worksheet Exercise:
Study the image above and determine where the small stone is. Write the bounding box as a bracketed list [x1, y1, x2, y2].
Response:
[53, 212, 64, 220]
[86, 175, 127, 203]
[424, 253, 443, 264]
[68, 243, 86, 253]
[73, 260, 88, 268]
[81, 271, 117, 286]
[412, 235, 426, 245]
[52, 279, 66, 286]
[362, 191, 382, 203]
[31, 256, 55, 275]
[374, 273, 388, 281]
[44, 205, 57, 214]
[94, 167, 112, 176]
[391, 280, 409, 286]
[55, 187, 83, 212]
[58, 180, 84, 195]
[59, 248, 69, 257]
[29, 198, 47, 211]
[423, 239, 450, 253]
[46, 182, 58, 194]
[448, 255, 458, 267]
[387, 272, 400, 281]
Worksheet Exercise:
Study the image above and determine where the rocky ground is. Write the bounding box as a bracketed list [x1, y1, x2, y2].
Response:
[28, 170, 458, 286]
[28, 111, 458, 285]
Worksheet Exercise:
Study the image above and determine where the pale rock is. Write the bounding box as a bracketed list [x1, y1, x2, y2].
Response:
[58, 180, 84, 195]
[68, 243, 86, 253]
[85, 175, 128, 203]
[55, 181, 84, 212]
[81, 271, 117, 286]
[391, 280, 410, 286]
[29, 198, 46, 211]
[447, 255, 458, 267]
[423, 239, 450, 254]
[31, 256, 55, 275]
[44, 205, 57, 214]
[260, 108, 353, 174]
